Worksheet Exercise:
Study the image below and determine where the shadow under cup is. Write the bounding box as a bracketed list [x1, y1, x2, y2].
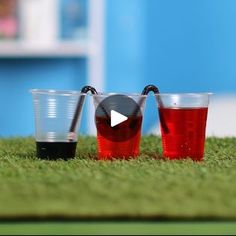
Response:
[31, 89, 85, 160]
[155, 93, 211, 161]
[92, 94, 147, 160]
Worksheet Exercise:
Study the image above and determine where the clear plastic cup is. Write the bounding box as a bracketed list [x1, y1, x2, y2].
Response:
[155, 93, 211, 161]
[92, 93, 147, 160]
[31, 89, 85, 160]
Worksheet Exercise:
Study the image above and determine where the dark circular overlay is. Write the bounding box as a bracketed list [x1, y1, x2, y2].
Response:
[95, 94, 143, 142]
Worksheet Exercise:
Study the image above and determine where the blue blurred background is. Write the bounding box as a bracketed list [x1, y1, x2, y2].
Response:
[0, 0, 236, 137]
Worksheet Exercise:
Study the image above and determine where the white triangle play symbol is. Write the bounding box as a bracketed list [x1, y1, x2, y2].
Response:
[111, 110, 128, 127]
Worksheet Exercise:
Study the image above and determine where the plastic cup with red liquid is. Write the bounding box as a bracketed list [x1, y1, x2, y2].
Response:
[155, 93, 211, 161]
[92, 93, 147, 160]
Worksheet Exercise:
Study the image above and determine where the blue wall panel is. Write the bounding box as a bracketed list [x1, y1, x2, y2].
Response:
[105, 0, 154, 132]
[1, 0, 236, 136]
[147, 0, 236, 94]
[105, 0, 148, 93]
[106, 0, 236, 133]
[0, 58, 87, 137]
[145, 0, 236, 131]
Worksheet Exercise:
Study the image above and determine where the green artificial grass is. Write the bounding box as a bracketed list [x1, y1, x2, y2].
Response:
[0, 136, 235, 220]
[1, 222, 236, 235]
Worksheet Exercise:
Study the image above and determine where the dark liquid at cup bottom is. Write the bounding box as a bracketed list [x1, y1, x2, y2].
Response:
[159, 107, 208, 161]
[96, 116, 142, 160]
[36, 142, 77, 160]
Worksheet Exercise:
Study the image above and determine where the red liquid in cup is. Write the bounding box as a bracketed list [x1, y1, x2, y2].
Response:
[96, 116, 142, 160]
[159, 107, 208, 160]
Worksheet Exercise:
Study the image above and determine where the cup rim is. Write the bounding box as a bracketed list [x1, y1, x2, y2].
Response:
[154, 92, 213, 97]
[30, 89, 86, 96]
[90, 92, 147, 98]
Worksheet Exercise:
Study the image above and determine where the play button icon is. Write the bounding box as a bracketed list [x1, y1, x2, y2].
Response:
[111, 110, 128, 127]
[95, 94, 145, 142]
